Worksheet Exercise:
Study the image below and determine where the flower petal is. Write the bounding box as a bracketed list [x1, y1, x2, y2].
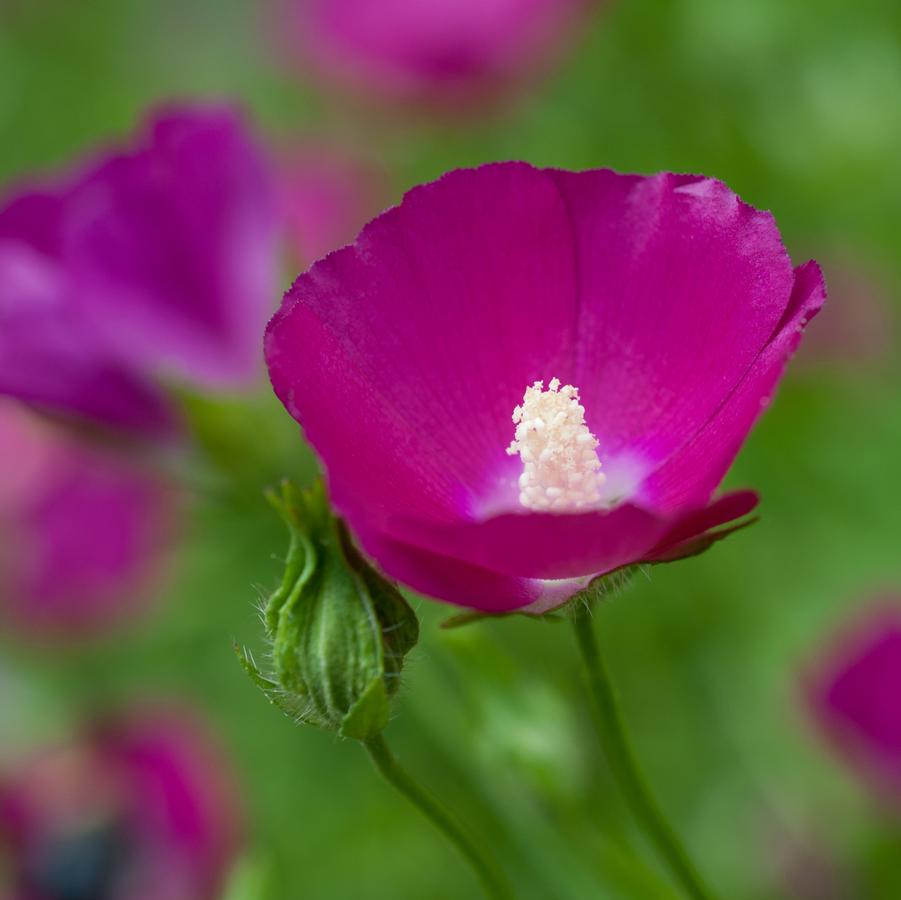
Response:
[355, 525, 582, 613]
[642, 261, 826, 510]
[2, 441, 175, 637]
[546, 170, 796, 496]
[267, 163, 581, 525]
[385, 503, 668, 580]
[66, 106, 278, 388]
[0, 242, 176, 438]
[382, 488, 756, 582]
[641, 489, 759, 561]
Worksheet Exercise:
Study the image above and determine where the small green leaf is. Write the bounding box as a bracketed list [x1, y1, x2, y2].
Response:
[340, 676, 390, 740]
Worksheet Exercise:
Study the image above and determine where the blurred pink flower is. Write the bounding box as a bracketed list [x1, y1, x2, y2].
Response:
[279, 148, 380, 268]
[762, 814, 856, 900]
[0, 105, 278, 438]
[808, 600, 901, 809]
[266, 163, 824, 613]
[796, 255, 896, 371]
[0, 703, 243, 900]
[279, 0, 586, 104]
[0, 400, 174, 639]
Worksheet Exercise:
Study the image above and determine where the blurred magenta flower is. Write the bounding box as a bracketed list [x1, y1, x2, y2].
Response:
[279, 0, 585, 103]
[0, 703, 243, 900]
[266, 163, 824, 613]
[0, 400, 174, 638]
[808, 601, 901, 806]
[279, 149, 380, 268]
[0, 105, 278, 438]
[797, 254, 895, 371]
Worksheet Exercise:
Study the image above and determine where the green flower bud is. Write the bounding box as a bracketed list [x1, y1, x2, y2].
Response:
[238, 480, 419, 740]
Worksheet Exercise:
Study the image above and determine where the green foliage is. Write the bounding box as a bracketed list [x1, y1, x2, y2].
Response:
[239, 481, 419, 740]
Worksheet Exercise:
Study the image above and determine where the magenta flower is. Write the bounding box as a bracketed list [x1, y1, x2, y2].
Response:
[0, 400, 174, 638]
[0, 189, 176, 438]
[279, 0, 585, 103]
[266, 163, 824, 613]
[0, 105, 278, 437]
[0, 703, 243, 900]
[807, 601, 901, 807]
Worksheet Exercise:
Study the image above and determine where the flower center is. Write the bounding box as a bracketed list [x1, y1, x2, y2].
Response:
[507, 378, 605, 511]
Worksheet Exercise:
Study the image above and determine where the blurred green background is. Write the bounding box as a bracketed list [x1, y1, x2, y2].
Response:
[2, 0, 901, 897]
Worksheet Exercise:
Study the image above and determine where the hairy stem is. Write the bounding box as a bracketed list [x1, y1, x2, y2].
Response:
[363, 733, 515, 900]
[571, 606, 716, 900]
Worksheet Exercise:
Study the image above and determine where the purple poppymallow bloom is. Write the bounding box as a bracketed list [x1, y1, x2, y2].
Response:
[0, 400, 174, 638]
[807, 601, 901, 808]
[0, 703, 243, 900]
[266, 163, 824, 614]
[0, 190, 177, 438]
[279, 0, 585, 104]
[0, 105, 278, 438]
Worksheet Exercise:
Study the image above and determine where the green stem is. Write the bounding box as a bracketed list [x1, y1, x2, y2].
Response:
[571, 607, 716, 900]
[363, 733, 515, 900]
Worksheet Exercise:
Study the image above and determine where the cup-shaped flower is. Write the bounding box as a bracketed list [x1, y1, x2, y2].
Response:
[278, 0, 585, 104]
[0, 399, 174, 638]
[807, 601, 901, 807]
[239, 480, 419, 740]
[0, 105, 278, 438]
[266, 163, 825, 613]
[0, 703, 243, 900]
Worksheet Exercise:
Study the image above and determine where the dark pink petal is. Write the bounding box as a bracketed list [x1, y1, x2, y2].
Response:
[282, 0, 583, 101]
[547, 170, 796, 500]
[360, 490, 757, 609]
[807, 602, 901, 805]
[0, 402, 175, 638]
[642, 489, 759, 562]
[643, 262, 826, 510]
[384, 503, 669, 580]
[94, 705, 244, 900]
[66, 107, 278, 388]
[0, 188, 68, 256]
[355, 525, 585, 613]
[0, 242, 177, 438]
[0, 704, 243, 900]
[267, 163, 581, 526]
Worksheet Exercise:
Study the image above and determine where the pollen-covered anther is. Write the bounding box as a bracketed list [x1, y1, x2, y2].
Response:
[506, 377, 605, 511]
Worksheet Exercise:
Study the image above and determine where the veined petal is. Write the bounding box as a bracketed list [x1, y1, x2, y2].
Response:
[642, 262, 825, 510]
[267, 163, 581, 525]
[547, 169, 796, 496]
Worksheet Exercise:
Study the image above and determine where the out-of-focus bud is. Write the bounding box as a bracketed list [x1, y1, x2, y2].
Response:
[239, 480, 419, 741]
